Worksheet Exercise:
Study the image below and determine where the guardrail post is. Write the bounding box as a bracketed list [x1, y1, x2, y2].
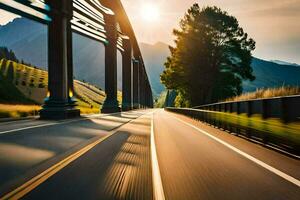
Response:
[261, 99, 270, 143]
[236, 102, 241, 135]
[228, 103, 233, 132]
[121, 37, 132, 111]
[246, 101, 253, 138]
[102, 13, 120, 113]
[280, 96, 299, 123]
[40, 0, 80, 119]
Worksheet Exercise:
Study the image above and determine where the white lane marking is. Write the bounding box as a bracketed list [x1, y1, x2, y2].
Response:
[0, 122, 59, 135]
[0, 111, 145, 135]
[171, 114, 300, 188]
[151, 113, 166, 200]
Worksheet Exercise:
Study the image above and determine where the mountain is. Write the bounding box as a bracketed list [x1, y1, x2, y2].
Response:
[271, 60, 300, 67]
[0, 18, 108, 89]
[1, 17, 300, 98]
[0, 18, 163, 95]
[140, 43, 300, 93]
[243, 58, 300, 92]
[0, 18, 47, 68]
[140, 42, 169, 96]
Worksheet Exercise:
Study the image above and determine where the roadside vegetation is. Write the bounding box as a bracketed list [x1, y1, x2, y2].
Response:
[0, 104, 40, 118]
[226, 86, 300, 102]
[155, 91, 167, 108]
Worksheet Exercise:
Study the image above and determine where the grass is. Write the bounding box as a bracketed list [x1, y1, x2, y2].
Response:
[226, 86, 300, 102]
[0, 59, 123, 118]
[0, 104, 40, 118]
[210, 111, 300, 150]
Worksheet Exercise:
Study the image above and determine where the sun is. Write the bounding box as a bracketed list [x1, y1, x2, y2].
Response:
[140, 4, 160, 22]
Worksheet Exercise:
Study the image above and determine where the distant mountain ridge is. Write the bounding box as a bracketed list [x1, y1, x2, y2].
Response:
[271, 60, 300, 67]
[1, 17, 300, 98]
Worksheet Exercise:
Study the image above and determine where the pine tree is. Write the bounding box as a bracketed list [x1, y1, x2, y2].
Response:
[161, 5, 256, 107]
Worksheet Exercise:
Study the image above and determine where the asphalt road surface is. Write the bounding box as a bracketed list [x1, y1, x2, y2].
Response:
[0, 109, 299, 200]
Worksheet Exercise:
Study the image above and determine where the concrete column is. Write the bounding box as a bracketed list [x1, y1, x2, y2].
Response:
[101, 13, 120, 113]
[122, 38, 132, 111]
[133, 59, 140, 109]
[146, 84, 151, 108]
[139, 68, 145, 109]
[40, 0, 80, 119]
[67, 10, 76, 107]
[148, 84, 153, 108]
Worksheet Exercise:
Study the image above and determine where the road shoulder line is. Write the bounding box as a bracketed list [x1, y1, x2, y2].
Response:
[151, 113, 166, 200]
[171, 114, 300, 188]
[0, 111, 138, 135]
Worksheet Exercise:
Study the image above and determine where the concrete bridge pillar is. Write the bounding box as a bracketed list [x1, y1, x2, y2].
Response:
[122, 38, 132, 111]
[133, 59, 140, 109]
[40, 0, 80, 119]
[145, 84, 150, 108]
[139, 68, 145, 109]
[101, 14, 120, 113]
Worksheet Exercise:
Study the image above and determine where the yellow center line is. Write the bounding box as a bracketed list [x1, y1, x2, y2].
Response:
[0, 110, 152, 200]
[0, 133, 114, 200]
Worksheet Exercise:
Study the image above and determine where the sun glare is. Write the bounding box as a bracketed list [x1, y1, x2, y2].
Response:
[140, 4, 160, 22]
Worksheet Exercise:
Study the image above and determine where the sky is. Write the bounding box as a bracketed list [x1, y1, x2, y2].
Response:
[121, 0, 300, 64]
[0, 0, 300, 63]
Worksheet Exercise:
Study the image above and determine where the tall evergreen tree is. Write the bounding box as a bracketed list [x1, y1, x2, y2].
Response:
[0, 47, 19, 62]
[161, 4, 256, 107]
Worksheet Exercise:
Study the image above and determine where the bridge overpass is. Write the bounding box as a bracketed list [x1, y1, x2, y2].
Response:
[0, 0, 153, 119]
[0, 1, 299, 200]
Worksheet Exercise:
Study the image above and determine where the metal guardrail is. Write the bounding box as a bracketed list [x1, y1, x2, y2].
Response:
[166, 95, 300, 156]
[193, 95, 300, 123]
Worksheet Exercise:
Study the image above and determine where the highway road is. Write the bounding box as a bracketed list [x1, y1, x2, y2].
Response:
[0, 109, 299, 199]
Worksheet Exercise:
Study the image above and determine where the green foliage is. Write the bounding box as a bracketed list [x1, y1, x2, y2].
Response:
[0, 47, 19, 62]
[0, 60, 34, 104]
[174, 92, 190, 108]
[161, 4, 256, 107]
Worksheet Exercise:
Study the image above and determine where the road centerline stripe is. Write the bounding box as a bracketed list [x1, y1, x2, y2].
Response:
[0, 111, 152, 200]
[0, 132, 115, 200]
[151, 113, 166, 200]
[170, 114, 300, 188]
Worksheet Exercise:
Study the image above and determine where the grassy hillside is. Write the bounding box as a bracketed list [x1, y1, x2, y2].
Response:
[226, 86, 300, 102]
[0, 59, 121, 116]
[0, 59, 35, 104]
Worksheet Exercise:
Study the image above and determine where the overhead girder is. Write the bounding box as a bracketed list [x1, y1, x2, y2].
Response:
[0, 0, 51, 23]
[0, 0, 127, 51]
